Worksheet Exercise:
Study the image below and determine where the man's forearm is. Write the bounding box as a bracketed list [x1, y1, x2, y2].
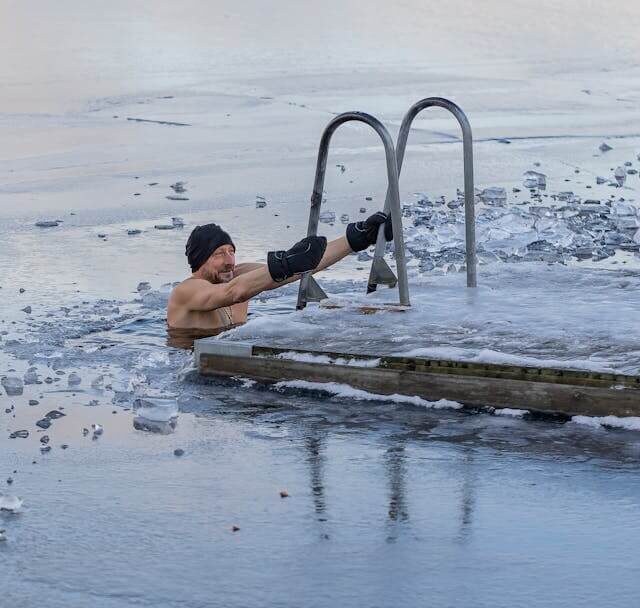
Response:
[313, 236, 352, 272]
[232, 236, 353, 298]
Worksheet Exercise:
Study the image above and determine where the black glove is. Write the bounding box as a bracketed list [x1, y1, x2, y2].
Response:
[268, 235, 327, 282]
[346, 211, 393, 252]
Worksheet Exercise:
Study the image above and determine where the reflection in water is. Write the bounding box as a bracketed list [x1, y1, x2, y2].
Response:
[385, 444, 409, 524]
[457, 448, 477, 545]
[133, 416, 178, 435]
[166, 324, 243, 350]
[304, 432, 327, 518]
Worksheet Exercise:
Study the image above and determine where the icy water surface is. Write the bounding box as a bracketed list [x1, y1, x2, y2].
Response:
[2, 286, 640, 607]
[2, 1, 640, 605]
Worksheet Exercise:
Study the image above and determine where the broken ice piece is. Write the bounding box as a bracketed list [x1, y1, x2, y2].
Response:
[9, 430, 29, 439]
[0, 529, 6, 542]
[256, 195, 267, 208]
[523, 170, 547, 190]
[599, 142, 613, 152]
[340, 214, 350, 223]
[154, 224, 175, 230]
[170, 181, 186, 193]
[127, 229, 142, 235]
[67, 372, 81, 386]
[35, 220, 60, 228]
[133, 395, 178, 422]
[91, 375, 105, 389]
[171, 217, 185, 228]
[137, 282, 151, 292]
[91, 423, 103, 437]
[45, 410, 65, 420]
[0, 494, 23, 513]
[478, 187, 507, 206]
[40, 446, 51, 453]
[21, 306, 32, 314]
[319, 211, 336, 224]
[1, 376, 24, 396]
[614, 167, 626, 187]
[23, 370, 39, 384]
[359, 207, 367, 213]
[35, 418, 51, 430]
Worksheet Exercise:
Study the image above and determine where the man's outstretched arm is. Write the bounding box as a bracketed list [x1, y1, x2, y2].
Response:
[180, 212, 391, 312]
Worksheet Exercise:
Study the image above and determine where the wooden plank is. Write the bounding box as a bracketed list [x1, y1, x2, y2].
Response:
[199, 351, 640, 418]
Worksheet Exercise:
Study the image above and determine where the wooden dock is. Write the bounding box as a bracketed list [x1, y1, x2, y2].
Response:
[195, 339, 640, 418]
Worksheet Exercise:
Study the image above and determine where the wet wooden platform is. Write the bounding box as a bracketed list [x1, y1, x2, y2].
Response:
[195, 339, 640, 418]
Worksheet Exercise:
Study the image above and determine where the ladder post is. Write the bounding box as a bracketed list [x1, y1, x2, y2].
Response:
[297, 111, 410, 309]
[368, 97, 477, 291]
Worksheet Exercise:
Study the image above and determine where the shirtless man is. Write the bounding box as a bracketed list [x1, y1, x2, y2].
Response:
[166, 212, 393, 331]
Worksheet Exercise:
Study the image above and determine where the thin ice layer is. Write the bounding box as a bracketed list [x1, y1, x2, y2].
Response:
[224, 263, 640, 375]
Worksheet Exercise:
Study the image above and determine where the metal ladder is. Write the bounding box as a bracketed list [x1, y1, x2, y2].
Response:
[369, 97, 477, 291]
[296, 111, 410, 310]
[296, 99, 478, 310]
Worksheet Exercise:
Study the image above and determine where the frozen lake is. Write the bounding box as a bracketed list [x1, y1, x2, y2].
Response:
[2, 1, 640, 606]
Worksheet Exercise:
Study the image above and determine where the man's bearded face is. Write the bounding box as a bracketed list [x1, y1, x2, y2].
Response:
[202, 244, 236, 283]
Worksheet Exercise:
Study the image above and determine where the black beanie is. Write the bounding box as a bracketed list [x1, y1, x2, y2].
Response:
[185, 223, 235, 272]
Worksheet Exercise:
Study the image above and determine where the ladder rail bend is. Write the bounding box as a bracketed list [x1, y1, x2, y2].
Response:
[296, 111, 410, 310]
[368, 97, 477, 290]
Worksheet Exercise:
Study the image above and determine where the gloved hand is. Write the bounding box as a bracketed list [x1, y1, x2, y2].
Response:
[268, 235, 327, 282]
[346, 211, 393, 252]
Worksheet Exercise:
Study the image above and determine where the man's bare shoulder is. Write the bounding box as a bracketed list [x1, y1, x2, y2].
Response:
[169, 278, 214, 303]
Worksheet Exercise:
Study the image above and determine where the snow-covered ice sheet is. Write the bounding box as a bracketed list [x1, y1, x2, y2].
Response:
[225, 263, 640, 375]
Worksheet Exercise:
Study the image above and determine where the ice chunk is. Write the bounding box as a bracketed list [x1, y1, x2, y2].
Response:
[0, 494, 23, 513]
[556, 191, 579, 204]
[614, 167, 626, 187]
[23, 369, 39, 384]
[133, 416, 177, 435]
[478, 187, 507, 206]
[1, 376, 24, 396]
[255, 195, 267, 209]
[91, 374, 105, 389]
[67, 372, 81, 386]
[171, 217, 185, 228]
[170, 181, 187, 193]
[137, 281, 151, 292]
[340, 214, 350, 223]
[319, 211, 336, 224]
[599, 142, 613, 152]
[611, 201, 637, 216]
[133, 395, 178, 422]
[35, 220, 60, 228]
[523, 170, 547, 190]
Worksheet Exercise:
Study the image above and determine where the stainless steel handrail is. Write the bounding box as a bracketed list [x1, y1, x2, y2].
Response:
[296, 111, 410, 309]
[368, 97, 477, 291]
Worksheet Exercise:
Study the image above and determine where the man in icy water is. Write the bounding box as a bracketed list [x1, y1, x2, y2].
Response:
[166, 213, 392, 332]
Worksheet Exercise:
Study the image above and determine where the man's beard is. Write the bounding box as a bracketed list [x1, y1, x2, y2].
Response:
[217, 270, 234, 283]
[208, 267, 234, 283]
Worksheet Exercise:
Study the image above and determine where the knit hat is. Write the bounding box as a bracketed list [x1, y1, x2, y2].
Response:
[185, 223, 235, 272]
